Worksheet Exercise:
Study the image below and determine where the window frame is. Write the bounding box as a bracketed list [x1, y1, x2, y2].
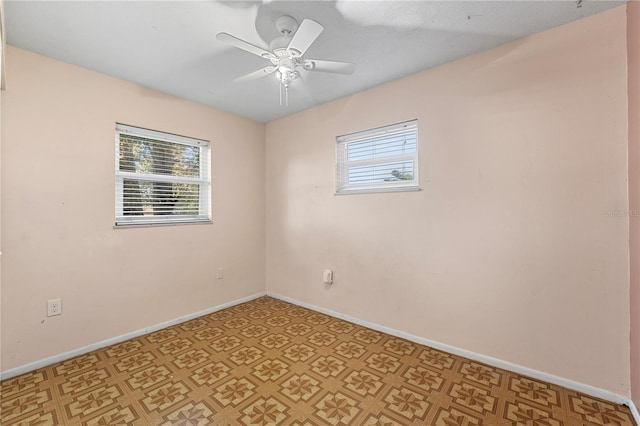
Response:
[115, 123, 211, 227]
[336, 119, 420, 195]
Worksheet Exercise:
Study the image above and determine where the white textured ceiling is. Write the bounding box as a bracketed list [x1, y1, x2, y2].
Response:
[5, 0, 625, 122]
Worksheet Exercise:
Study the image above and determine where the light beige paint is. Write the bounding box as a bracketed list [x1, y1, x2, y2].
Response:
[0, 0, 4, 372]
[1, 46, 265, 370]
[266, 6, 630, 394]
[628, 0, 640, 409]
[0, 0, 5, 90]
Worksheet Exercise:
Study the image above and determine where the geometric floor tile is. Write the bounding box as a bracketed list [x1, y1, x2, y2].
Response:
[383, 386, 431, 421]
[504, 400, 564, 426]
[447, 381, 498, 415]
[0, 296, 636, 425]
[314, 391, 362, 424]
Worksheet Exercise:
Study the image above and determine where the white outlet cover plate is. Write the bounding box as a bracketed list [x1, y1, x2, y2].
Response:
[47, 299, 62, 316]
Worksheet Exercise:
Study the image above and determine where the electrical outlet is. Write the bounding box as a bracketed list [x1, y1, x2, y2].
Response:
[217, 268, 224, 280]
[47, 299, 62, 317]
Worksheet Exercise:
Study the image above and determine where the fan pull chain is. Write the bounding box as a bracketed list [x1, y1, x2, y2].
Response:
[279, 82, 290, 107]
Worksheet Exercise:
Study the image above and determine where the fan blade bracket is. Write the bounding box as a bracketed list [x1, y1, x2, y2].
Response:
[233, 66, 277, 83]
[303, 59, 356, 74]
[288, 48, 303, 58]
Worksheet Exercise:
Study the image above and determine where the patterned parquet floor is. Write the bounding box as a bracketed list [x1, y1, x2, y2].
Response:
[0, 296, 636, 425]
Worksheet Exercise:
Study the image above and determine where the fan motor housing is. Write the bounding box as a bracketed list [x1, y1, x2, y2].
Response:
[269, 36, 291, 55]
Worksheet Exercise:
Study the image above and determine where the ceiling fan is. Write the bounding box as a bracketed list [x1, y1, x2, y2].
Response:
[216, 15, 356, 106]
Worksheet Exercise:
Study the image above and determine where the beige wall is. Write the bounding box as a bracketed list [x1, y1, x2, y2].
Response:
[0, 0, 4, 372]
[629, 0, 640, 409]
[1, 46, 265, 371]
[266, 6, 630, 394]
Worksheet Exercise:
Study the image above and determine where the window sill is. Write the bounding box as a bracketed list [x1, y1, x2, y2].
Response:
[335, 186, 421, 196]
[113, 220, 213, 229]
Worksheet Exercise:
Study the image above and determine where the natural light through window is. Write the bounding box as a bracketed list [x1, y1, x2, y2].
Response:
[336, 119, 419, 194]
[115, 124, 211, 227]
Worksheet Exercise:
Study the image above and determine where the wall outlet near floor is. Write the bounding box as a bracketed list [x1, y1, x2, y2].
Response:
[217, 268, 224, 280]
[47, 299, 62, 317]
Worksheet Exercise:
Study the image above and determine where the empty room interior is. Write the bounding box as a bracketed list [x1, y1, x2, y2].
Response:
[1, 0, 639, 425]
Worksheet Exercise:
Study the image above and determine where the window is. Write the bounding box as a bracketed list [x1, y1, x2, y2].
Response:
[336, 119, 419, 194]
[115, 124, 211, 227]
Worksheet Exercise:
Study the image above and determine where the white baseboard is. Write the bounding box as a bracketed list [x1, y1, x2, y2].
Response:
[267, 292, 631, 407]
[0, 292, 266, 381]
[629, 399, 640, 425]
[3, 289, 636, 422]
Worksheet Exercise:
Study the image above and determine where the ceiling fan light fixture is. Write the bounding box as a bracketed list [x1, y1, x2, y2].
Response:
[278, 58, 295, 73]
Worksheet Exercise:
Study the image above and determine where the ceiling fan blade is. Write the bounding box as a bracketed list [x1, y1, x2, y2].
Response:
[216, 32, 275, 60]
[287, 19, 323, 57]
[303, 59, 356, 75]
[233, 66, 277, 83]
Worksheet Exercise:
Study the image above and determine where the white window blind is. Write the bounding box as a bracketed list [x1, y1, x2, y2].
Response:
[336, 119, 419, 194]
[115, 123, 211, 226]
